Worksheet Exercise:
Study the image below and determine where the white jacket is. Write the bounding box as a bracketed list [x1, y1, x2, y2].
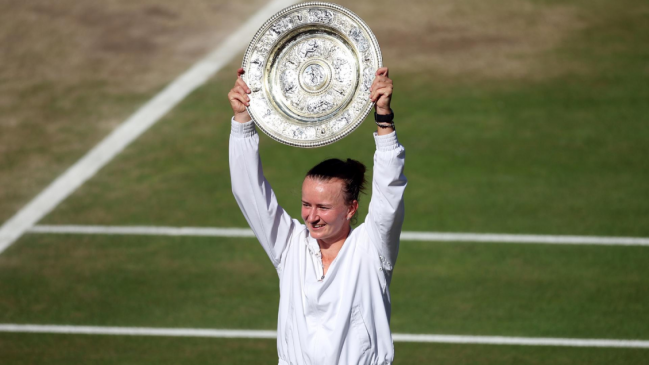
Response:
[229, 119, 407, 365]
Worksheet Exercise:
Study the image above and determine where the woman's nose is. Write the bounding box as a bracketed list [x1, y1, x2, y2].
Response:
[307, 209, 318, 222]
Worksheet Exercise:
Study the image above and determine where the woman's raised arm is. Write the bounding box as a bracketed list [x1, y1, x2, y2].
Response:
[228, 68, 296, 271]
[365, 67, 407, 276]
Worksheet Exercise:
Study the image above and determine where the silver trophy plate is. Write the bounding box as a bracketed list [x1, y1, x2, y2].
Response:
[242, 2, 382, 147]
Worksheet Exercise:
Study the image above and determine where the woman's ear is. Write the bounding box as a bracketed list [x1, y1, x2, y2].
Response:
[347, 200, 359, 219]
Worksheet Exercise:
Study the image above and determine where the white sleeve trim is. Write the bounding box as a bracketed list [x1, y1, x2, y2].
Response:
[373, 131, 400, 151]
[230, 118, 256, 138]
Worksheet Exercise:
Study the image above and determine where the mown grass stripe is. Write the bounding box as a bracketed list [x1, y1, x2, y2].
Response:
[1, 324, 648, 348]
[27, 225, 649, 246]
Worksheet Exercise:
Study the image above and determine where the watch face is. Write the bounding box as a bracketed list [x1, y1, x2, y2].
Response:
[242, 2, 382, 148]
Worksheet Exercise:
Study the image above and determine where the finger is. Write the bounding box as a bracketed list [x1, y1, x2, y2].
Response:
[229, 91, 249, 107]
[379, 85, 394, 95]
[229, 87, 250, 103]
[370, 86, 393, 102]
[236, 77, 251, 93]
[370, 77, 392, 92]
[233, 85, 250, 102]
[371, 80, 391, 92]
[237, 68, 245, 78]
[375, 67, 389, 77]
[374, 75, 392, 82]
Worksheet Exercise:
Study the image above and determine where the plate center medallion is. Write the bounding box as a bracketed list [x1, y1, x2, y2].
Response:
[300, 61, 330, 93]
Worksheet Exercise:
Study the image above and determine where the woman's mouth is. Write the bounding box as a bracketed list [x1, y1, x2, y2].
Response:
[311, 223, 326, 229]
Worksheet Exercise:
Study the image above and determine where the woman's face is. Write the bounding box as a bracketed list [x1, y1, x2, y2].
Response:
[301, 177, 357, 243]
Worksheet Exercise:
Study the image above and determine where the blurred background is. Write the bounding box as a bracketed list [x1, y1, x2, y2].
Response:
[0, 0, 648, 363]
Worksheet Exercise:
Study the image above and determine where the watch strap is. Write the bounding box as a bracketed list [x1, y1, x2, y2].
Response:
[374, 110, 394, 123]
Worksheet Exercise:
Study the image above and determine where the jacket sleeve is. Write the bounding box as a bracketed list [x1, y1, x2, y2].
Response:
[364, 131, 407, 272]
[229, 118, 295, 269]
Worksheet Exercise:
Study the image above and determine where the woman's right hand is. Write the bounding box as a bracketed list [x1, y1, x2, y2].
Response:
[228, 68, 252, 123]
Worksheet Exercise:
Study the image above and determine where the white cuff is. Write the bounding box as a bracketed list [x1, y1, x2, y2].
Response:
[230, 118, 256, 138]
[373, 131, 400, 151]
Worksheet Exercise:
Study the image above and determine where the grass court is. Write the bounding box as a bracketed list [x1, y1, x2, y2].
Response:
[1, 0, 648, 363]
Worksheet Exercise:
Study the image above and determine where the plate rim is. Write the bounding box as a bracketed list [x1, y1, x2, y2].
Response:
[241, 1, 382, 148]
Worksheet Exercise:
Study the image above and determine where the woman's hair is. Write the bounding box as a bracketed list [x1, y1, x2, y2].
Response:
[305, 158, 367, 206]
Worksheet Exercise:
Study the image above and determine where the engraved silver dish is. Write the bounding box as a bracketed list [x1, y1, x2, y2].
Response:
[242, 2, 382, 147]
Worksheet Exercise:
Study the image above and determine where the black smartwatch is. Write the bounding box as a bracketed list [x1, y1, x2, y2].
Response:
[374, 109, 395, 129]
[374, 110, 394, 123]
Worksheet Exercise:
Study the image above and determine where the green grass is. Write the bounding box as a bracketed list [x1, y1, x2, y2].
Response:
[40, 0, 649, 236]
[392, 241, 649, 339]
[0, 334, 278, 365]
[0, 235, 279, 329]
[1, 334, 647, 365]
[0, 80, 153, 224]
[396, 342, 649, 365]
[2, 0, 649, 364]
[2, 235, 648, 341]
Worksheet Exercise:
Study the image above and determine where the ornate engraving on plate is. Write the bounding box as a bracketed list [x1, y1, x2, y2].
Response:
[242, 2, 382, 147]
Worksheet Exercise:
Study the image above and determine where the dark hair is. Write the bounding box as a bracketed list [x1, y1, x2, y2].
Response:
[305, 158, 367, 206]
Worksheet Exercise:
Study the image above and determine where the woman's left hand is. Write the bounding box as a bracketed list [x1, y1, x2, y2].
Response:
[370, 67, 393, 115]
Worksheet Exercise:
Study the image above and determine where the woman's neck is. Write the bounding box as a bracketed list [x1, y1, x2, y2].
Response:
[317, 224, 351, 262]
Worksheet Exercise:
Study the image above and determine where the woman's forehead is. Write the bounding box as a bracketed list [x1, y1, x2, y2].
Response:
[302, 177, 344, 201]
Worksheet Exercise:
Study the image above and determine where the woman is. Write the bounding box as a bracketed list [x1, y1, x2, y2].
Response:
[228, 66, 406, 365]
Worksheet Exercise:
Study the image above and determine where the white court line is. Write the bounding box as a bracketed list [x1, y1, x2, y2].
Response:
[27, 225, 649, 246]
[1, 324, 648, 348]
[0, 324, 276, 339]
[390, 333, 649, 348]
[29, 225, 256, 238]
[0, 0, 299, 256]
[399, 231, 649, 246]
